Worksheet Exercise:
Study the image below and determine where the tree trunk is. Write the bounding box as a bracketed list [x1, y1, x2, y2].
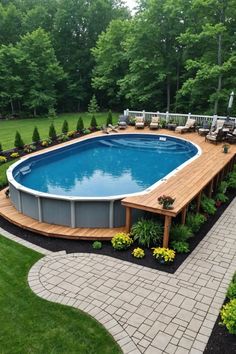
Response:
[214, 33, 222, 114]
[33, 107, 37, 117]
[10, 99, 14, 115]
[166, 76, 171, 112]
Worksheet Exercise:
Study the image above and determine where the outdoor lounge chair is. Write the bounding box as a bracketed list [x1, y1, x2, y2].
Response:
[118, 115, 128, 129]
[135, 116, 145, 129]
[108, 124, 119, 132]
[149, 116, 160, 130]
[205, 127, 224, 144]
[175, 117, 196, 133]
[101, 124, 109, 134]
[198, 121, 210, 136]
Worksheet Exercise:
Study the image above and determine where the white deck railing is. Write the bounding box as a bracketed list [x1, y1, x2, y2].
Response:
[124, 109, 236, 126]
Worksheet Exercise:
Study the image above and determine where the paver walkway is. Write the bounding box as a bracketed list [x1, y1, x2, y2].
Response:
[28, 199, 236, 354]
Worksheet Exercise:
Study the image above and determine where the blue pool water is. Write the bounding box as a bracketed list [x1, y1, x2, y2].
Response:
[13, 134, 199, 197]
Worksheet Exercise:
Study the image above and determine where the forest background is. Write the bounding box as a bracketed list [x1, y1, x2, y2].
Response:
[0, 0, 235, 117]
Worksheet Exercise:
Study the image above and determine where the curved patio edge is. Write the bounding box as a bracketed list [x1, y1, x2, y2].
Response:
[28, 252, 141, 354]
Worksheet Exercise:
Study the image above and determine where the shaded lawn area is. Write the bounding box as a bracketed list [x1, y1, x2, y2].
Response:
[0, 236, 122, 354]
[0, 112, 119, 150]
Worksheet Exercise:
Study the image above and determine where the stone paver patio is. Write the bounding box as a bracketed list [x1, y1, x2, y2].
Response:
[27, 199, 236, 354]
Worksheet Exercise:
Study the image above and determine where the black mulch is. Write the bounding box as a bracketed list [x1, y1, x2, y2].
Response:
[0, 189, 235, 274]
[204, 301, 236, 354]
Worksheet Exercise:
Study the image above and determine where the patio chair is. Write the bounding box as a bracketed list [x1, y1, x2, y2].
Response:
[198, 121, 210, 136]
[226, 128, 236, 144]
[118, 115, 128, 129]
[135, 116, 145, 129]
[175, 117, 196, 134]
[101, 124, 109, 134]
[108, 124, 119, 132]
[205, 127, 224, 144]
[149, 116, 160, 130]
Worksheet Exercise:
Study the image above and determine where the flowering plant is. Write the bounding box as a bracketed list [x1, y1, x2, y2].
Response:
[111, 232, 133, 250]
[157, 195, 175, 209]
[0, 156, 7, 164]
[132, 247, 145, 259]
[152, 247, 175, 264]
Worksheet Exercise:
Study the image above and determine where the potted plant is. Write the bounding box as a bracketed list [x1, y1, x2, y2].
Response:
[157, 195, 175, 209]
[222, 143, 230, 153]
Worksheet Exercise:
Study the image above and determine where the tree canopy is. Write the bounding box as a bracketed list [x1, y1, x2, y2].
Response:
[0, 0, 235, 116]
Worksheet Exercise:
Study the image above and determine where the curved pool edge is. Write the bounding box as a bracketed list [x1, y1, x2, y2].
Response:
[7, 133, 201, 228]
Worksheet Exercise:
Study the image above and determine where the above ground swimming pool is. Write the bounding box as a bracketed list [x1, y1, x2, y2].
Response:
[7, 134, 201, 228]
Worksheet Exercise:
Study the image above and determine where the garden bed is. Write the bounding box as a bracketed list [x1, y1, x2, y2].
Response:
[0, 188, 235, 274]
[204, 300, 236, 354]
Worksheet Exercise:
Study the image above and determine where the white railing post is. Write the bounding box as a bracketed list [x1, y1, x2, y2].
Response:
[166, 111, 169, 123]
[142, 110, 145, 120]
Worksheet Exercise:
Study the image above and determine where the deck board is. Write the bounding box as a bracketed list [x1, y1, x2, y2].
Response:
[0, 127, 235, 239]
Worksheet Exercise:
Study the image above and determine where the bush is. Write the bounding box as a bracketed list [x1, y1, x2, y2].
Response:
[10, 152, 20, 158]
[92, 241, 102, 250]
[0, 156, 7, 164]
[106, 110, 113, 126]
[227, 273, 236, 300]
[132, 247, 145, 259]
[67, 130, 76, 138]
[200, 194, 216, 215]
[111, 232, 133, 250]
[62, 120, 69, 134]
[83, 129, 91, 135]
[186, 213, 207, 233]
[227, 171, 236, 189]
[131, 219, 163, 248]
[152, 247, 175, 263]
[49, 123, 57, 140]
[170, 224, 193, 242]
[32, 127, 40, 143]
[215, 192, 228, 203]
[217, 181, 228, 194]
[24, 144, 36, 153]
[90, 115, 97, 129]
[14, 131, 24, 149]
[170, 241, 190, 253]
[41, 138, 52, 147]
[220, 299, 236, 334]
[57, 134, 69, 143]
[76, 117, 84, 131]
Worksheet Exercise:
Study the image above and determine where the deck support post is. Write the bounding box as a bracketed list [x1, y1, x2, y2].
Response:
[196, 191, 202, 212]
[125, 207, 132, 233]
[208, 179, 214, 198]
[181, 207, 187, 225]
[163, 215, 172, 248]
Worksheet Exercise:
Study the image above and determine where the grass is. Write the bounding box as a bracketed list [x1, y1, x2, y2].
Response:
[0, 235, 122, 354]
[0, 160, 17, 188]
[0, 112, 119, 150]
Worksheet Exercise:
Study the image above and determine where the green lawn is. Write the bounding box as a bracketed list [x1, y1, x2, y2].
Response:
[0, 236, 122, 354]
[0, 112, 119, 150]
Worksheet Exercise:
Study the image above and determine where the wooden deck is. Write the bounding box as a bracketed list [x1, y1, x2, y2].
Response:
[0, 127, 235, 241]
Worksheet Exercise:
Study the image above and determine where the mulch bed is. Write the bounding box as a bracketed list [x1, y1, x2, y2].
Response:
[204, 301, 236, 354]
[0, 188, 235, 274]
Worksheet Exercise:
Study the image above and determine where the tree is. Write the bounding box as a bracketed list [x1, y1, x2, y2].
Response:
[62, 120, 69, 134]
[14, 131, 24, 149]
[92, 19, 130, 108]
[17, 28, 64, 116]
[88, 95, 99, 113]
[32, 127, 40, 143]
[49, 123, 57, 140]
[90, 115, 97, 129]
[76, 117, 84, 131]
[106, 110, 113, 125]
